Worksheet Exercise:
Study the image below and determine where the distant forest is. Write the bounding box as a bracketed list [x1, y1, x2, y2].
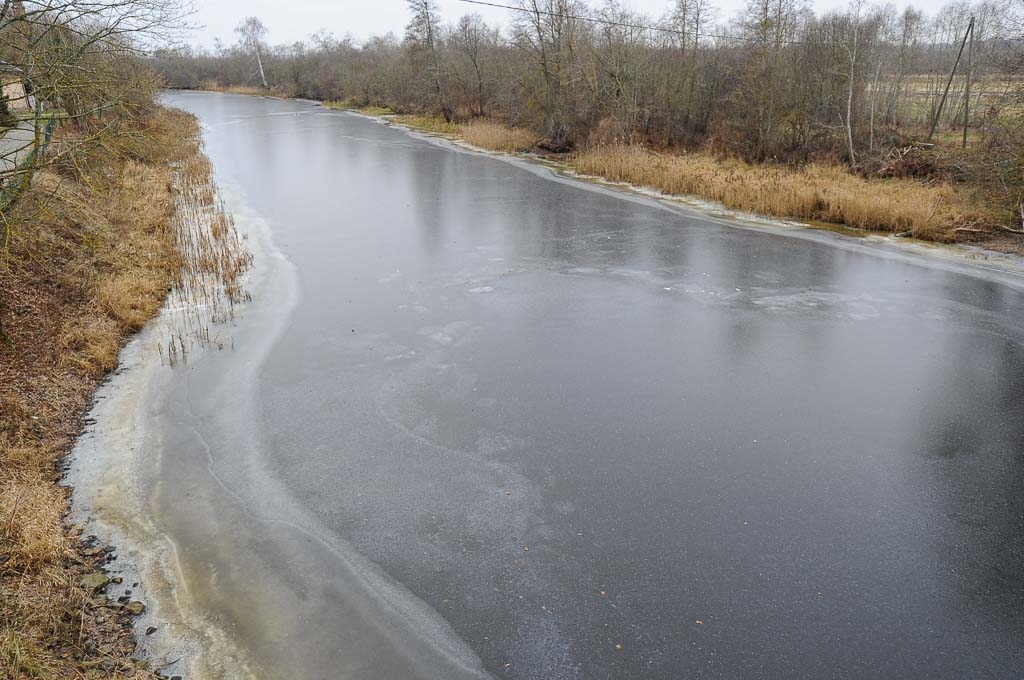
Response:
[155, 0, 1024, 217]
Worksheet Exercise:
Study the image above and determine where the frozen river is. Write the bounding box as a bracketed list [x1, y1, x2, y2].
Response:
[89, 91, 1024, 679]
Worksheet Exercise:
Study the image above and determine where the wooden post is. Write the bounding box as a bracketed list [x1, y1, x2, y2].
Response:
[928, 17, 972, 143]
[962, 16, 974, 149]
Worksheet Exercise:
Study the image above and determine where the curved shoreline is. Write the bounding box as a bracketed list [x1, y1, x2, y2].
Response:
[64, 175, 286, 679]
[66, 94, 1024, 680]
[365, 108, 1024, 292]
[66, 162, 496, 678]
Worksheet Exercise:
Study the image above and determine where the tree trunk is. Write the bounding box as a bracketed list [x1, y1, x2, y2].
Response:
[846, 41, 857, 166]
[255, 48, 269, 90]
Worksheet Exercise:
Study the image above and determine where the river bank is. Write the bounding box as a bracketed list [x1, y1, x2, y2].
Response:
[187, 85, 1016, 249]
[102, 91, 1024, 679]
[318, 101, 1021, 254]
[0, 105, 250, 679]
[19, 91, 1024, 679]
[58, 90, 502, 680]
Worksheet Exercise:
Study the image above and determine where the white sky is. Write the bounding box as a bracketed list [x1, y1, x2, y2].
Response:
[189, 0, 937, 48]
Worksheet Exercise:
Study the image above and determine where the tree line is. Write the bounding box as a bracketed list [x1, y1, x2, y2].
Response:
[154, 1, 1024, 220]
[156, 1, 1022, 157]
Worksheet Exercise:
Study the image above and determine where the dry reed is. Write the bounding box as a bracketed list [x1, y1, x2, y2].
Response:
[323, 101, 394, 116]
[0, 105, 245, 678]
[361, 110, 994, 239]
[58, 316, 121, 374]
[159, 134, 253, 366]
[571, 145, 989, 239]
[459, 120, 535, 153]
[199, 80, 270, 96]
[389, 115, 535, 154]
[392, 114, 461, 135]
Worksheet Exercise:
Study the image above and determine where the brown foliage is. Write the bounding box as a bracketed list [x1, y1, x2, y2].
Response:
[0, 106, 213, 680]
[571, 144, 993, 239]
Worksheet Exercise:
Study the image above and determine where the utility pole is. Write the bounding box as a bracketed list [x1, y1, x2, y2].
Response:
[962, 16, 974, 149]
[928, 16, 973, 143]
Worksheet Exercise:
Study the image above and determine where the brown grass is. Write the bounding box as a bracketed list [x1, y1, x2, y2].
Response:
[1, 627, 56, 679]
[0, 105, 248, 679]
[58, 316, 122, 374]
[323, 101, 395, 116]
[0, 477, 69, 570]
[198, 80, 271, 97]
[95, 272, 168, 331]
[388, 114, 536, 154]
[459, 120, 535, 153]
[392, 114, 461, 135]
[571, 145, 994, 240]
[359, 110, 998, 240]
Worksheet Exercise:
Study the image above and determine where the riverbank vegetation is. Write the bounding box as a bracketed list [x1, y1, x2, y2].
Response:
[156, 0, 1024, 249]
[0, 1, 250, 678]
[344, 105, 988, 241]
[571, 145, 982, 240]
[327, 101, 539, 152]
[1, 103, 250, 678]
[1, 107, 188, 679]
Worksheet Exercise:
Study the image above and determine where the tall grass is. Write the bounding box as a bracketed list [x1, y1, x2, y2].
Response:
[323, 100, 394, 116]
[393, 116, 535, 153]
[0, 106, 248, 679]
[380, 113, 536, 153]
[358, 111, 990, 239]
[199, 80, 270, 96]
[160, 142, 253, 365]
[571, 145, 988, 239]
[459, 120, 535, 153]
[392, 114, 461, 135]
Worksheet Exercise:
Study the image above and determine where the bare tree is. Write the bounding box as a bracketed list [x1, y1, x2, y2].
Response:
[511, 0, 588, 146]
[148, 0, 1024, 225]
[0, 0, 190, 190]
[450, 13, 494, 117]
[235, 16, 269, 89]
[406, 0, 451, 121]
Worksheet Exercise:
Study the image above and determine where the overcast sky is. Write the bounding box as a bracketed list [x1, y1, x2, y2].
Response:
[189, 0, 936, 48]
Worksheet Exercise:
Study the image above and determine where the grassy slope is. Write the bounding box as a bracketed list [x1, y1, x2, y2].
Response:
[0, 107, 235, 679]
